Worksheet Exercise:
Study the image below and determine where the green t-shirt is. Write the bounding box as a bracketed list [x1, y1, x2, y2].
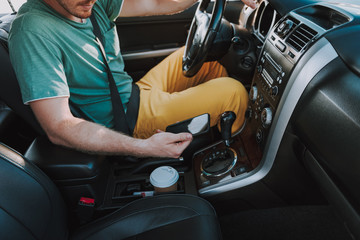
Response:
[9, 0, 133, 128]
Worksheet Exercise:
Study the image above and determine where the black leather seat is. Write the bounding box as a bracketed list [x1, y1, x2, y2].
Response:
[0, 101, 16, 136]
[0, 142, 222, 240]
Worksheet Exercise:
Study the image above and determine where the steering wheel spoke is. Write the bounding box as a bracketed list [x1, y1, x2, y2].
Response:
[182, 0, 226, 77]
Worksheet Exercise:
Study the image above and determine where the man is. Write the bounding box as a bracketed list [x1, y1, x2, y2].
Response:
[9, 0, 256, 159]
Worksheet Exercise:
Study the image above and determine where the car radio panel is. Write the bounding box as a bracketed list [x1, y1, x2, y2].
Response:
[248, 33, 295, 147]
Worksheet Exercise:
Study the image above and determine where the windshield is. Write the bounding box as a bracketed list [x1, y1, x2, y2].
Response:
[0, 0, 26, 14]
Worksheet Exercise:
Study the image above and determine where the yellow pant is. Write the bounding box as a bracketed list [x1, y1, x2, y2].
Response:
[133, 47, 248, 139]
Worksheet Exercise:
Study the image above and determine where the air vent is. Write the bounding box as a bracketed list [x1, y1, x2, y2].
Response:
[286, 24, 318, 52]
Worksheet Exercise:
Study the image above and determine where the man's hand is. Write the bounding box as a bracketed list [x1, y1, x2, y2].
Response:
[242, 0, 257, 9]
[143, 130, 193, 158]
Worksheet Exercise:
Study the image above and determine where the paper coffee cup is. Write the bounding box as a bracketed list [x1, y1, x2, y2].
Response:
[150, 166, 179, 192]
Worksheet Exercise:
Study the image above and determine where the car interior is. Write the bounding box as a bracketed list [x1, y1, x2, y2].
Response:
[1, 0, 360, 239]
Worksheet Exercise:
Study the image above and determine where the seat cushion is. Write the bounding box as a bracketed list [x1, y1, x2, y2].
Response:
[71, 194, 222, 240]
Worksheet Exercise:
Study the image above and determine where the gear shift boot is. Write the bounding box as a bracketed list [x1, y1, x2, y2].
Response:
[201, 147, 237, 177]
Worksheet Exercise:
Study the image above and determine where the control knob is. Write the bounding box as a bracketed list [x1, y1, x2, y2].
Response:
[261, 107, 273, 127]
[249, 86, 258, 102]
[276, 19, 294, 38]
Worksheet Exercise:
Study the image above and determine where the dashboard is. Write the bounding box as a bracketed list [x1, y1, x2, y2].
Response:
[252, 0, 360, 238]
[201, 0, 360, 238]
[248, 1, 353, 148]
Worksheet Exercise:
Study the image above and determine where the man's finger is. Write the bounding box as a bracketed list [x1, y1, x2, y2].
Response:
[243, 0, 256, 9]
[176, 138, 192, 152]
[172, 135, 193, 158]
[174, 132, 193, 143]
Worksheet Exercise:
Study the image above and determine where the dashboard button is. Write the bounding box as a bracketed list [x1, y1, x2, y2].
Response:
[288, 51, 295, 58]
[271, 86, 279, 96]
[275, 41, 286, 52]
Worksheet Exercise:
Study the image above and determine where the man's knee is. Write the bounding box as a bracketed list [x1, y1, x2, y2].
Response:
[212, 77, 248, 132]
[213, 77, 248, 103]
[215, 77, 248, 120]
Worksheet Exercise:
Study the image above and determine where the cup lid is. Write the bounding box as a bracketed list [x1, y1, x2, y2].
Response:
[150, 166, 179, 188]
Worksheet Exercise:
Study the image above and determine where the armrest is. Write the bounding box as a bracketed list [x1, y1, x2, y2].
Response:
[24, 136, 107, 183]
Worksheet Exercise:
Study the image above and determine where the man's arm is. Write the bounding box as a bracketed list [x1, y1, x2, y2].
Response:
[119, 0, 257, 17]
[119, 0, 197, 17]
[30, 97, 192, 158]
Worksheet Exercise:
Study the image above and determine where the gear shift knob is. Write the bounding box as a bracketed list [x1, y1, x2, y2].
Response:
[220, 111, 236, 147]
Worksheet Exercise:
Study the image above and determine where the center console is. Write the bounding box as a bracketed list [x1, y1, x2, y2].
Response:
[248, 35, 295, 148]
[193, 9, 329, 194]
[247, 14, 320, 149]
[23, 114, 212, 214]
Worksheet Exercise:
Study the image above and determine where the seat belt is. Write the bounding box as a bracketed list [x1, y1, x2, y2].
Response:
[89, 14, 139, 136]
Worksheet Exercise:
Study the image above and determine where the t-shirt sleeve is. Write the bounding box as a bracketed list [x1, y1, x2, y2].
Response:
[9, 30, 69, 104]
[97, 0, 124, 21]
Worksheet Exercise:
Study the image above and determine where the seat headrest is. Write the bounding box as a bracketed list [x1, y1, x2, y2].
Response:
[0, 13, 16, 49]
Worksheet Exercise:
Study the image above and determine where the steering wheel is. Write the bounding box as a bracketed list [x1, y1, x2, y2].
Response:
[182, 0, 226, 77]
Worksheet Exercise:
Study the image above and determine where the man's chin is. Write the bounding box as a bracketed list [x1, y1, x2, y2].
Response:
[73, 6, 93, 19]
[76, 11, 92, 19]
[83, 13, 92, 19]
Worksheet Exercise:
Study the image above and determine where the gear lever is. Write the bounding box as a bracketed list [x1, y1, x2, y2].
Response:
[200, 111, 237, 178]
[220, 111, 236, 147]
